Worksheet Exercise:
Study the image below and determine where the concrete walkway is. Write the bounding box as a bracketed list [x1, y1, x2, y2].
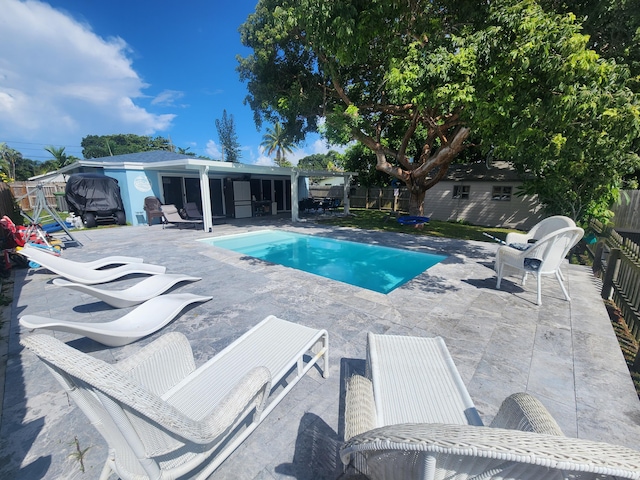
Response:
[1, 216, 639, 479]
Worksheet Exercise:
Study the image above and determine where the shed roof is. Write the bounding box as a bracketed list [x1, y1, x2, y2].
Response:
[444, 161, 522, 182]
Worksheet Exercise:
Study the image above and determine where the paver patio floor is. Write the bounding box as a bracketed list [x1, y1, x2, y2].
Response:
[1, 216, 639, 479]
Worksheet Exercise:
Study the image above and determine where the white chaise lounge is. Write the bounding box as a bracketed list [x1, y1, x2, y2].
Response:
[18, 245, 166, 285]
[52, 273, 201, 308]
[341, 333, 640, 479]
[21, 315, 329, 479]
[19, 293, 212, 346]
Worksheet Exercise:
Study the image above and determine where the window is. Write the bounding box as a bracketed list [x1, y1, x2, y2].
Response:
[492, 186, 512, 201]
[453, 185, 470, 199]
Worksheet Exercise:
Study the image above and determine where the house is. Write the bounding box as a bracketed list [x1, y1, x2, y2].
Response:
[423, 161, 543, 229]
[55, 151, 355, 230]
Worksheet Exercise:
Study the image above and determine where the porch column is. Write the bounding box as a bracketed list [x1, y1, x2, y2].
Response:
[199, 166, 213, 232]
[291, 168, 300, 222]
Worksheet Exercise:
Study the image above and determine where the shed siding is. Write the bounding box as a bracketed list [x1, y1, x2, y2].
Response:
[424, 181, 543, 229]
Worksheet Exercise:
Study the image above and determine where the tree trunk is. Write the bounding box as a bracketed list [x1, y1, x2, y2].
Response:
[408, 186, 427, 216]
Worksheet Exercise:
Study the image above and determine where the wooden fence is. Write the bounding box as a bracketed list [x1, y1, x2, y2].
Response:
[591, 220, 640, 370]
[9, 182, 67, 212]
[612, 190, 640, 231]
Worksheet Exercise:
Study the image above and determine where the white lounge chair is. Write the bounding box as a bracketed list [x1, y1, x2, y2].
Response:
[19, 293, 212, 346]
[495, 226, 584, 305]
[20, 315, 329, 479]
[18, 245, 166, 285]
[20, 244, 144, 269]
[506, 215, 576, 246]
[341, 333, 640, 479]
[51, 274, 201, 308]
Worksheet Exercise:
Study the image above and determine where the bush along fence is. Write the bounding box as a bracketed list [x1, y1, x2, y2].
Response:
[590, 220, 640, 372]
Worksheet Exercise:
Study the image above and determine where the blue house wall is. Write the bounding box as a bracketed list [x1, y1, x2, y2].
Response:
[105, 169, 161, 226]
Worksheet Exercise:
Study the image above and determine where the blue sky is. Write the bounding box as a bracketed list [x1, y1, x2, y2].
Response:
[0, 0, 333, 165]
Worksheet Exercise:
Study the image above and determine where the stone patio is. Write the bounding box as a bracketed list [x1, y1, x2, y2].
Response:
[1, 216, 639, 479]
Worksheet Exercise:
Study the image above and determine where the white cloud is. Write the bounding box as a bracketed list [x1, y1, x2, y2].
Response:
[0, 0, 174, 157]
[205, 139, 222, 160]
[151, 90, 186, 107]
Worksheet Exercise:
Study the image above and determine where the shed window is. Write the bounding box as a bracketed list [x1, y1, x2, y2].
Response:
[492, 186, 512, 201]
[453, 185, 470, 200]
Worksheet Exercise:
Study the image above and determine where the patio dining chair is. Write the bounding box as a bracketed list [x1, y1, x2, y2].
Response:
[21, 315, 329, 480]
[143, 196, 164, 226]
[495, 226, 584, 305]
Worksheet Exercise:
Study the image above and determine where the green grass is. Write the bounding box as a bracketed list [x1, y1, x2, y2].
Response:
[315, 209, 518, 243]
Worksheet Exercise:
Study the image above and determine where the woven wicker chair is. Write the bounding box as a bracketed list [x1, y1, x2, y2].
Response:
[495, 226, 584, 305]
[341, 333, 640, 479]
[21, 315, 329, 480]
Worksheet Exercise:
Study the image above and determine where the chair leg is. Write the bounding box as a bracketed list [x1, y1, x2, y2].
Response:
[496, 263, 502, 289]
[536, 273, 542, 306]
[556, 270, 571, 301]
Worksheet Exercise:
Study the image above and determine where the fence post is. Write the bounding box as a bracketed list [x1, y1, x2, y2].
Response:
[601, 248, 621, 300]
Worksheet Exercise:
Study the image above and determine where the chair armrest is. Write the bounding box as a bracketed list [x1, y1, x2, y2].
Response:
[489, 392, 564, 435]
[340, 423, 640, 478]
[116, 332, 196, 396]
[344, 375, 377, 441]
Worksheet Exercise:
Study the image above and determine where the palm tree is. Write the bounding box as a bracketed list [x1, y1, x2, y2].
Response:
[0, 142, 20, 180]
[260, 122, 295, 167]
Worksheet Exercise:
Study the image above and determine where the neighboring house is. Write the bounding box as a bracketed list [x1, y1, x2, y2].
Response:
[423, 161, 543, 229]
[54, 151, 355, 229]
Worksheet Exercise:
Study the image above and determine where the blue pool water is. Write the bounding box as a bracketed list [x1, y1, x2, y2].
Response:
[200, 230, 446, 294]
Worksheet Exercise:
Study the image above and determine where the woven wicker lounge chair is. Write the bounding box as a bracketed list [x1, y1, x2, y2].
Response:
[341, 333, 640, 479]
[52, 273, 201, 308]
[19, 293, 212, 346]
[495, 226, 584, 305]
[18, 245, 166, 285]
[21, 315, 329, 479]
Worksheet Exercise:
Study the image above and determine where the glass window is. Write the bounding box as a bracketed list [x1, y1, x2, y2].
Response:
[453, 185, 470, 199]
[492, 186, 512, 201]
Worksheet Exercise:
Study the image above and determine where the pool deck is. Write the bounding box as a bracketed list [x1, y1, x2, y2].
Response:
[1, 216, 639, 479]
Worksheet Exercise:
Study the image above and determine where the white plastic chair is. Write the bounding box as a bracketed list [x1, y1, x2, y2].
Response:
[495, 226, 584, 305]
[506, 215, 576, 245]
[21, 315, 329, 479]
[18, 245, 166, 284]
[52, 273, 201, 308]
[19, 293, 212, 346]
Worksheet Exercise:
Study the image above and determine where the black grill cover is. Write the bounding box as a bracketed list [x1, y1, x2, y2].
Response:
[65, 173, 124, 215]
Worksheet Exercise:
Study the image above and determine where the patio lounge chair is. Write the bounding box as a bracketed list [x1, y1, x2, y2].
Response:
[20, 244, 143, 269]
[184, 201, 204, 220]
[161, 204, 203, 229]
[19, 293, 212, 346]
[18, 246, 166, 285]
[341, 333, 640, 479]
[52, 273, 201, 308]
[143, 196, 164, 226]
[495, 226, 584, 305]
[20, 315, 329, 479]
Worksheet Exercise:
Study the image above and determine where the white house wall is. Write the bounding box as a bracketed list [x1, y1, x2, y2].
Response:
[423, 181, 543, 229]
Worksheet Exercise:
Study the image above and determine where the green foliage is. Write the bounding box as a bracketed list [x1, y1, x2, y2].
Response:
[44, 146, 78, 169]
[215, 109, 242, 162]
[239, 0, 640, 223]
[81, 134, 173, 159]
[297, 150, 343, 171]
[0, 142, 21, 181]
[342, 143, 390, 187]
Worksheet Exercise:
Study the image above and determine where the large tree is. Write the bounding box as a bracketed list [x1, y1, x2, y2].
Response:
[238, 0, 640, 222]
[215, 109, 242, 162]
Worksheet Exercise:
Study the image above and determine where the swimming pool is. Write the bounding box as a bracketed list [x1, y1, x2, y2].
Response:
[199, 230, 446, 294]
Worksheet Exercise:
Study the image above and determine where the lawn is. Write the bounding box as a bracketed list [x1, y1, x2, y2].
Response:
[315, 208, 517, 243]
